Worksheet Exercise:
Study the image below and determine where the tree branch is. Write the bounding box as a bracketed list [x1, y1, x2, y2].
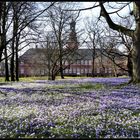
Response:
[63, 2, 100, 12]
[99, 2, 134, 37]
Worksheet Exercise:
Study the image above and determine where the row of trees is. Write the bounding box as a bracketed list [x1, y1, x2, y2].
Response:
[71, 2, 138, 83]
[36, 3, 131, 80]
[0, 2, 55, 81]
[1, 2, 140, 83]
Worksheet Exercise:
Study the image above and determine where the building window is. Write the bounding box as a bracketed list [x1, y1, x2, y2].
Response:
[85, 60, 89, 65]
[97, 68, 100, 73]
[89, 60, 92, 65]
[65, 61, 68, 65]
[105, 68, 108, 73]
[73, 68, 77, 73]
[85, 60, 87, 65]
[89, 68, 92, 73]
[85, 68, 88, 73]
[65, 69, 68, 73]
[31, 69, 34, 75]
[69, 68, 72, 73]
[21, 68, 24, 74]
[81, 60, 84, 65]
[81, 68, 84, 73]
[77, 60, 81, 64]
[109, 68, 112, 73]
[77, 68, 80, 73]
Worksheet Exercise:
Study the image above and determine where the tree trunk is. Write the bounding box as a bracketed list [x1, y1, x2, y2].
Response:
[10, 26, 16, 81]
[127, 52, 133, 78]
[48, 69, 51, 80]
[10, 47, 15, 81]
[0, 3, 3, 62]
[51, 73, 56, 80]
[5, 46, 9, 81]
[2, 2, 9, 81]
[59, 47, 64, 79]
[132, 36, 140, 83]
[113, 63, 117, 77]
[15, 35, 20, 81]
[15, 44, 19, 81]
[131, 2, 140, 83]
[60, 62, 64, 79]
[91, 55, 95, 77]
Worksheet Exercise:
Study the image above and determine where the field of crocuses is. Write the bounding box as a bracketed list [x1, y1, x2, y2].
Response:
[0, 77, 140, 138]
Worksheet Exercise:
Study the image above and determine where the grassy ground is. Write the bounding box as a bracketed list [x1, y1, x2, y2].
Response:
[0, 77, 139, 138]
[0, 76, 87, 82]
[0, 75, 128, 83]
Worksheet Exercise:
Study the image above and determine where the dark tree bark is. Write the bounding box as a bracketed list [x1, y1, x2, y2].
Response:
[5, 46, 9, 81]
[10, 3, 18, 81]
[51, 74, 56, 80]
[59, 44, 64, 79]
[127, 52, 133, 78]
[91, 54, 95, 77]
[10, 38, 15, 81]
[0, 2, 4, 62]
[15, 35, 20, 81]
[91, 45, 96, 77]
[1, 2, 9, 81]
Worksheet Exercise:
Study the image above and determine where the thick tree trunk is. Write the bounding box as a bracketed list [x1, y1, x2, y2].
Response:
[48, 70, 51, 80]
[60, 64, 64, 79]
[2, 2, 9, 81]
[127, 53, 133, 78]
[132, 38, 140, 83]
[51, 73, 56, 80]
[113, 63, 117, 77]
[131, 2, 140, 83]
[0, 3, 3, 62]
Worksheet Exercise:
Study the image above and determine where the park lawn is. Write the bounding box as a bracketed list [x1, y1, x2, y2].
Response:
[0, 77, 139, 138]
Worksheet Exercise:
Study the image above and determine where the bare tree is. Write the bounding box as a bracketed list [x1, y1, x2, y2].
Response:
[46, 2, 80, 79]
[84, 18, 102, 77]
[41, 33, 60, 80]
[39, 31, 80, 80]
[99, 33, 128, 77]
[2, 2, 10, 81]
[0, 2, 55, 81]
[98, 18, 133, 77]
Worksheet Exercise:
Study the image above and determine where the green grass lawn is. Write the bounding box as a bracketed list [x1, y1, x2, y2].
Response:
[0, 75, 128, 83]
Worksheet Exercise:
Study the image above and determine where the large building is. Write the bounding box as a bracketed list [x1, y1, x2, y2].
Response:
[19, 47, 127, 77]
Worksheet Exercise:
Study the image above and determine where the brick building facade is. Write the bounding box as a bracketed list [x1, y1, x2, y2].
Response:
[19, 48, 127, 77]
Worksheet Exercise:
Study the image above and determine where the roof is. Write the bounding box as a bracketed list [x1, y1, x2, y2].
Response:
[19, 47, 125, 62]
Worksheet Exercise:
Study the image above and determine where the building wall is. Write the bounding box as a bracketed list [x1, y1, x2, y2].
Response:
[63, 58, 127, 77]
[19, 50, 128, 77]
